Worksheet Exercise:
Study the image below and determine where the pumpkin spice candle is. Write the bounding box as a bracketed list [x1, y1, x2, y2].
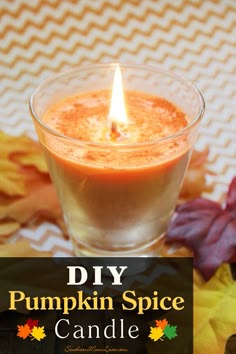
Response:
[30, 64, 204, 256]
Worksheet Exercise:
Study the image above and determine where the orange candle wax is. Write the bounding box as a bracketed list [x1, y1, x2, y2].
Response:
[42, 90, 190, 255]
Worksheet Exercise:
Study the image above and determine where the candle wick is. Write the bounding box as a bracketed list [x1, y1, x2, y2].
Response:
[108, 119, 129, 142]
[111, 121, 121, 140]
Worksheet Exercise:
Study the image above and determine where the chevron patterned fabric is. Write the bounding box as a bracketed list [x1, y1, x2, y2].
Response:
[1, 0, 236, 254]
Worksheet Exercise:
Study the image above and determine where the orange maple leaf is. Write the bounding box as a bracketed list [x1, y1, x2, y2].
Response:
[155, 318, 168, 330]
[17, 323, 31, 339]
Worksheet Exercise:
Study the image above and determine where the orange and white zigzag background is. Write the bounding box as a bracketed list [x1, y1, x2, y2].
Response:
[1, 0, 236, 255]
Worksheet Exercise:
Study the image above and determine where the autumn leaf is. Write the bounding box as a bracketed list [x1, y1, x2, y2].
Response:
[0, 241, 51, 257]
[0, 159, 26, 196]
[17, 323, 31, 339]
[0, 184, 60, 223]
[226, 177, 236, 217]
[194, 264, 236, 354]
[1, 164, 67, 240]
[0, 221, 20, 237]
[0, 131, 47, 196]
[0, 131, 38, 157]
[0, 132, 65, 239]
[27, 318, 39, 330]
[155, 318, 168, 330]
[14, 153, 48, 173]
[31, 326, 46, 341]
[0, 140, 66, 239]
[163, 324, 178, 340]
[149, 326, 164, 342]
[0, 184, 66, 237]
[166, 177, 236, 280]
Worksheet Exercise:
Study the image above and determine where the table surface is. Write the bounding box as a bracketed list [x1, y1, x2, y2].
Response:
[1, 0, 236, 255]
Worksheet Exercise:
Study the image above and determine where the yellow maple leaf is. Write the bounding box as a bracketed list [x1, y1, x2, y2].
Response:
[17, 323, 31, 339]
[31, 326, 46, 341]
[149, 326, 164, 342]
[194, 264, 236, 354]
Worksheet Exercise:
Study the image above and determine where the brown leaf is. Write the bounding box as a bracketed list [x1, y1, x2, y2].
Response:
[166, 177, 236, 280]
[226, 177, 236, 217]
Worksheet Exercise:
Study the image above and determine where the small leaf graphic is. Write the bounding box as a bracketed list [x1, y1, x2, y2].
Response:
[163, 325, 178, 340]
[31, 326, 46, 341]
[155, 318, 168, 330]
[17, 324, 31, 340]
[27, 318, 39, 329]
[149, 326, 164, 342]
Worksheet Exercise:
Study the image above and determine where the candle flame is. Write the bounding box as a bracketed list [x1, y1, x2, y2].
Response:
[108, 65, 128, 127]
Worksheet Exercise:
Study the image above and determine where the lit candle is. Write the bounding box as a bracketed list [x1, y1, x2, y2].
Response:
[30, 64, 204, 256]
[108, 65, 128, 141]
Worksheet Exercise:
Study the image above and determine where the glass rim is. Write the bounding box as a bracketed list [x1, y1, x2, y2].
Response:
[29, 63, 205, 149]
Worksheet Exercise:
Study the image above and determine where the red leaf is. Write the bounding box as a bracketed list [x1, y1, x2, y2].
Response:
[166, 177, 236, 280]
[226, 177, 236, 218]
[27, 318, 39, 329]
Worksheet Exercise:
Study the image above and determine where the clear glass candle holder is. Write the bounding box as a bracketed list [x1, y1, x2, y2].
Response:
[29, 64, 204, 256]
